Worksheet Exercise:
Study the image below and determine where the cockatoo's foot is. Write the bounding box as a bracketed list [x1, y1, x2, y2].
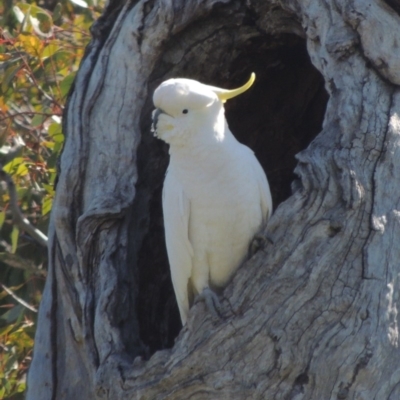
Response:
[194, 287, 222, 319]
[249, 232, 274, 256]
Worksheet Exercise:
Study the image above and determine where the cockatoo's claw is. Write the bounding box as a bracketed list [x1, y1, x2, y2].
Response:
[195, 287, 222, 319]
[249, 232, 274, 256]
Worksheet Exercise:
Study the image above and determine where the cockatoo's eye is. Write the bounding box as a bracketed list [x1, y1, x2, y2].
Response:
[182, 109, 188, 114]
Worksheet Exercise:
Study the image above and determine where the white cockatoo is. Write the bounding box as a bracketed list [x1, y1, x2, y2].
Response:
[152, 73, 272, 325]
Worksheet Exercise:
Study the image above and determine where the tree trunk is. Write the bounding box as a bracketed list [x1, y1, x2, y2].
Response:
[27, 0, 400, 399]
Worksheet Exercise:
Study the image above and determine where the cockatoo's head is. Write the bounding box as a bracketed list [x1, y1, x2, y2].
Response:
[152, 74, 255, 146]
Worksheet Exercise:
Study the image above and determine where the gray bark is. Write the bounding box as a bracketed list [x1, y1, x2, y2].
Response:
[27, 0, 400, 399]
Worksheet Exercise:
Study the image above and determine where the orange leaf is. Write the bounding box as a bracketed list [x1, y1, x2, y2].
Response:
[0, 97, 9, 112]
[0, 54, 12, 61]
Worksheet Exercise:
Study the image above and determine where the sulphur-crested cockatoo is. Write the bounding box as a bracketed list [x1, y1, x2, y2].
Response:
[152, 73, 272, 325]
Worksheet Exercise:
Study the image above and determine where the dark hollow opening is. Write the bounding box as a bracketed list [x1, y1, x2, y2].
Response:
[133, 26, 328, 356]
[225, 36, 328, 206]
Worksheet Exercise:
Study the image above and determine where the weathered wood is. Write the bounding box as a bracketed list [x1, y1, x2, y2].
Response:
[28, 0, 400, 399]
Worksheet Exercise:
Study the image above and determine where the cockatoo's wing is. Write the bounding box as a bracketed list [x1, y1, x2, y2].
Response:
[162, 168, 194, 325]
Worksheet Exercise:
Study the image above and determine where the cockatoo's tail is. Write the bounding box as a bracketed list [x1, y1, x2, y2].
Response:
[152, 73, 272, 325]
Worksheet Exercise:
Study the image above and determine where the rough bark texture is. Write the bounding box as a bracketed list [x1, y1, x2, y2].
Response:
[28, 0, 400, 399]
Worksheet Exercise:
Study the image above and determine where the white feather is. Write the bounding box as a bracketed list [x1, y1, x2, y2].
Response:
[162, 169, 193, 324]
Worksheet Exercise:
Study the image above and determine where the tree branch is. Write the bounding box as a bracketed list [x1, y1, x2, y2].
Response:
[0, 282, 38, 313]
[0, 251, 46, 276]
[0, 111, 62, 124]
[0, 168, 48, 248]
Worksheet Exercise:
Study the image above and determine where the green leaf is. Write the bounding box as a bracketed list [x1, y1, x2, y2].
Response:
[54, 140, 64, 152]
[42, 141, 55, 149]
[16, 163, 29, 176]
[36, 11, 53, 34]
[16, 187, 28, 199]
[17, 382, 27, 393]
[1, 63, 21, 94]
[53, 3, 63, 23]
[0, 211, 5, 229]
[50, 171, 57, 185]
[44, 50, 76, 76]
[60, 73, 76, 97]
[42, 196, 53, 216]
[42, 184, 55, 195]
[11, 225, 19, 254]
[3, 157, 24, 173]
[16, 2, 50, 18]
[3, 379, 11, 393]
[48, 122, 61, 136]
[48, 123, 64, 144]
[0, 305, 23, 324]
[31, 114, 46, 126]
[41, 43, 59, 59]
[54, 133, 64, 144]
[0, 323, 14, 336]
[46, 152, 58, 169]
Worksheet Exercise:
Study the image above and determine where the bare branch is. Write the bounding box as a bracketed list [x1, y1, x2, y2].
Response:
[0, 111, 62, 124]
[0, 168, 48, 247]
[0, 251, 46, 276]
[0, 282, 38, 313]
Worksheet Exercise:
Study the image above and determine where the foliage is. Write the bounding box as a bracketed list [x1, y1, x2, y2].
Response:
[0, 0, 104, 397]
[0, 310, 35, 399]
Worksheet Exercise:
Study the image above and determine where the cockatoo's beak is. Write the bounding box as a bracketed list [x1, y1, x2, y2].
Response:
[152, 108, 163, 128]
[152, 108, 174, 137]
[209, 73, 256, 103]
[152, 108, 166, 135]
